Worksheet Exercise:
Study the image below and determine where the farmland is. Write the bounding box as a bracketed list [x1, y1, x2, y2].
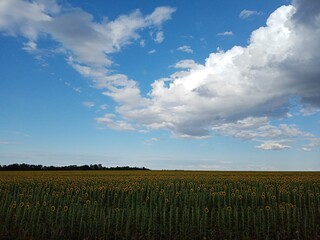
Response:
[0, 171, 319, 239]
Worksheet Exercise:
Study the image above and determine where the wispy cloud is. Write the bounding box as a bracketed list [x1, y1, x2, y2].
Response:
[240, 9, 263, 19]
[139, 39, 145, 47]
[100, 104, 108, 110]
[0, 1, 175, 68]
[154, 31, 164, 43]
[148, 49, 156, 54]
[217, 31, 233, 36]
[143, 137, 159, 145]
[177, 45, 193, 53]
[255, 140, 292, 150]
[96, 114, 135, 131]
[83, 101, 95, 108]
[301, 137, 320, 151]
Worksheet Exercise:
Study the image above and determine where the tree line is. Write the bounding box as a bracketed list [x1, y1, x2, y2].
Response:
[0, 163, 150, 171]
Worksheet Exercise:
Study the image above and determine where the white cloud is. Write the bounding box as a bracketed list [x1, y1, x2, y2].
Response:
[301, 137, 320, 151]
[256, 140, 291, 150]
[139, 39, 145, 47]
[217, 31, 233, 36]
[22, 40, 37, 52]
[73, 87, 81, 93]
[2, 1, 320, 150]
[100, 104, 108, 110]
[96, 114, 135, 131]
[300, 105, 320, 116]
[104, 3, 320, 147]
[0, 1, 174, 125]
[145, 6, 176, 26]
[154, 31, 164, 43]
[177, 45, 193, 53]
[0, 0, 52, 40]
[143, 137, 159, 145]
[0, 1, 175, 68]
[240, 9, 263, 19]
[212, 117, 310, 140]
[301, 147, 312, 151]
[174, 59, 201, 70]
[83, 101, 95, 108]
[148, 49, 156, 54]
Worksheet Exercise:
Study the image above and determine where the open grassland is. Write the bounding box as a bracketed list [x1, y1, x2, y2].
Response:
[0, 171, 319, 239]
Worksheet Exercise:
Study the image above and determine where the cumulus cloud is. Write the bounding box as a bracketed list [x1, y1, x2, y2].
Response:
[177, 45, 193, 53]
[104, 1, 319, 149]
[1, 1, 320, 151]
[240, 10, 263, 19]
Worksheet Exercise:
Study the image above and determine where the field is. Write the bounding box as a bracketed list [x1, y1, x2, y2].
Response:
[0, 171, 319, 239]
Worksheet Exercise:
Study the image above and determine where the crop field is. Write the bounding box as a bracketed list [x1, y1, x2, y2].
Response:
[0, 171, 319, 239]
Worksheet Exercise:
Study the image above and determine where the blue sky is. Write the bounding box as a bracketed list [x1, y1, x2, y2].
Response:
[0, 0, 319, 170]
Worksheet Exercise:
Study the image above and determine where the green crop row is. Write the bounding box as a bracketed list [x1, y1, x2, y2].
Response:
[0, 171, 319, 239]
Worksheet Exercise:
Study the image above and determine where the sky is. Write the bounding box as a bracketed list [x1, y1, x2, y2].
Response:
[0, 0, 319, 170]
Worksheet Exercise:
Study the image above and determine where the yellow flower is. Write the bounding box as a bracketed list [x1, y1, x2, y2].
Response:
[204, 207, 209, 214]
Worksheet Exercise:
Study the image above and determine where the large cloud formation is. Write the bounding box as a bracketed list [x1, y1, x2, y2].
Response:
[108, 1, 320, 140]
[108, 0, 319, 150]
[0, 0, 319, 150]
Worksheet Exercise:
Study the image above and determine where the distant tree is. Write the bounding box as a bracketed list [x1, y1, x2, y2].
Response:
[0, 163, 150, 171]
